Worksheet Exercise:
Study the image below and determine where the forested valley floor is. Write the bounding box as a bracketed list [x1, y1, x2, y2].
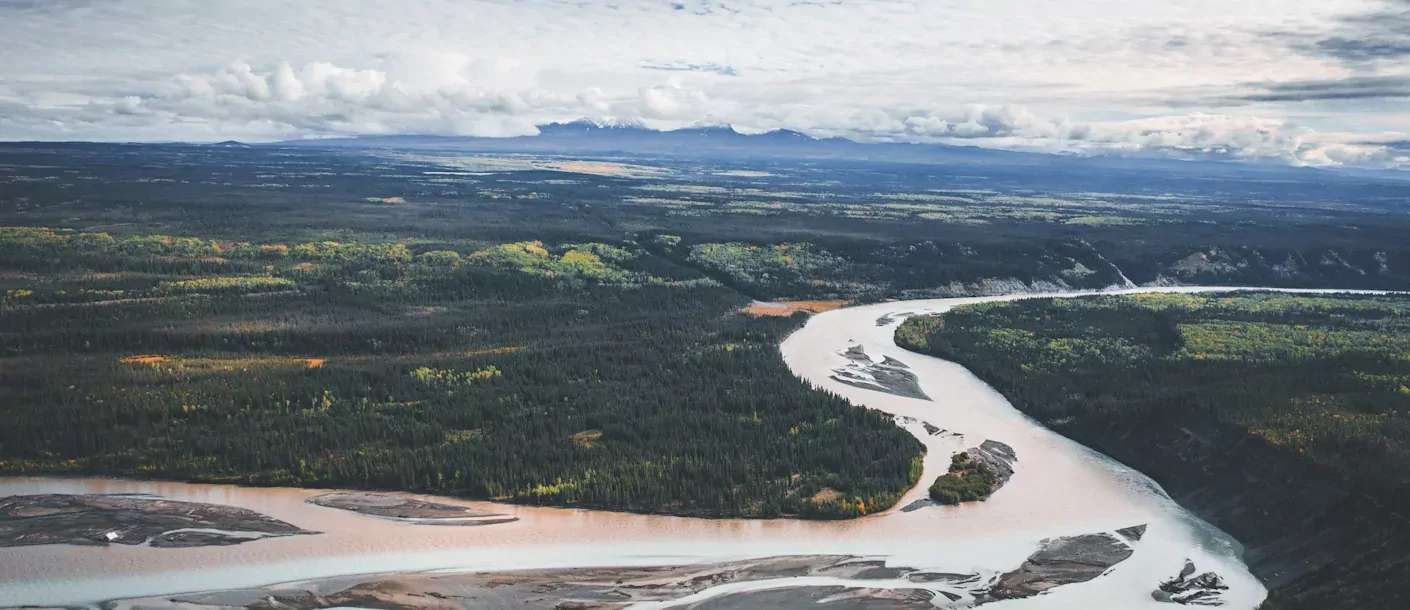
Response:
[896, 293, 1410, 609]
[4, 143, 1410, 523]
[0, 227, 923, 518]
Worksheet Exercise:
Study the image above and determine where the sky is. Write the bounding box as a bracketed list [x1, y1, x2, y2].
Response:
[3, 0, 1410, 168]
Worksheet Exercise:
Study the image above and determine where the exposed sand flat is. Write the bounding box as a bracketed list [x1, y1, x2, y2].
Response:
[307, 492, 518, 526]
[0, 494, 315, 549]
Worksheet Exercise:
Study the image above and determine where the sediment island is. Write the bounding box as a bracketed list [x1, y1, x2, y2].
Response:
[80, 528, 1151, 609]
[307, 492, 519, 526]
[0, 493, 316, 548]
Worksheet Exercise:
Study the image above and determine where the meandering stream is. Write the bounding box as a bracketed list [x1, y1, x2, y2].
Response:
[5, 286, 1387, 608]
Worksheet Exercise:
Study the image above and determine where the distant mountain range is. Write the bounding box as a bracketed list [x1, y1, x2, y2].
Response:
[271, 119, 1044, 165]
[264, 120, 1376, 181]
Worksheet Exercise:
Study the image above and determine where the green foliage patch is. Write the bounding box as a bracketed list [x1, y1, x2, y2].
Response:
[0, 225, 921, 519]
[896, 291, 1410, 608]
[897, 292, 1410, 488]
[928, 453, 998, 505]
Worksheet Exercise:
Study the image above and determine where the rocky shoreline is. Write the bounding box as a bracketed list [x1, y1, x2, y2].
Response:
[1154, 559, 1230, 606]
[966, 440, 1017, 493]
[1064, 414, 1408, 607]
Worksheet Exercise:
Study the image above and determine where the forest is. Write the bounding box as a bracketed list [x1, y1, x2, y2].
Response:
[896, 292, 1410, 608]
[0, 225, 923, 519]
[4, 142, 1410, 526]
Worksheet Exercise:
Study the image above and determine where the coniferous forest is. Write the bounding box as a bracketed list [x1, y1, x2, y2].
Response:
[4, 143, 1410, 528]
[897, 292, 1410, 608]
[0, 227, 923, 518]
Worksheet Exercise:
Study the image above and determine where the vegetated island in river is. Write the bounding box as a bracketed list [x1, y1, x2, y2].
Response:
[895, 291, 1410, 610]
[81, 528, 1160, 609]
[929, 441, 1016, 505]
[0, 493, 316, 548]
[901, 441, 1017, 512]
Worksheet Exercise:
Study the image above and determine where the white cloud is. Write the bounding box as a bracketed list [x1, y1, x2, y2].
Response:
[1, 0, 1408, 168]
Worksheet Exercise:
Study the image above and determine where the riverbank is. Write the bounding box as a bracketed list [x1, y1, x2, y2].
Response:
[1, 286, 1318, 609]
[1072, 415, 1410, 609]
[82, 536, 1152, 610]
[894, 288, 1409, 609]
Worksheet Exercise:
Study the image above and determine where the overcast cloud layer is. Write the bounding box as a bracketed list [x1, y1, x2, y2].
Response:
[3, 0, 1410, 169]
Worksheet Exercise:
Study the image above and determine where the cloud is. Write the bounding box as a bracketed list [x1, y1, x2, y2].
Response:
[916, 112, 1409, 169]
[1276, 0, 1410, 63]
[1224, 76, 1410, 103]
[0, 0, 1406, 169]
[641, 62, 738, 76]
[1076, 115, 1334, 164]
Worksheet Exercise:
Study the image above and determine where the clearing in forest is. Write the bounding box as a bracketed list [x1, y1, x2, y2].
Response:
[744, 300, 850, 316]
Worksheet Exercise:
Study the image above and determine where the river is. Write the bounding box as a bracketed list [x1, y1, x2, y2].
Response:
[4, 286, 1386, 608]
